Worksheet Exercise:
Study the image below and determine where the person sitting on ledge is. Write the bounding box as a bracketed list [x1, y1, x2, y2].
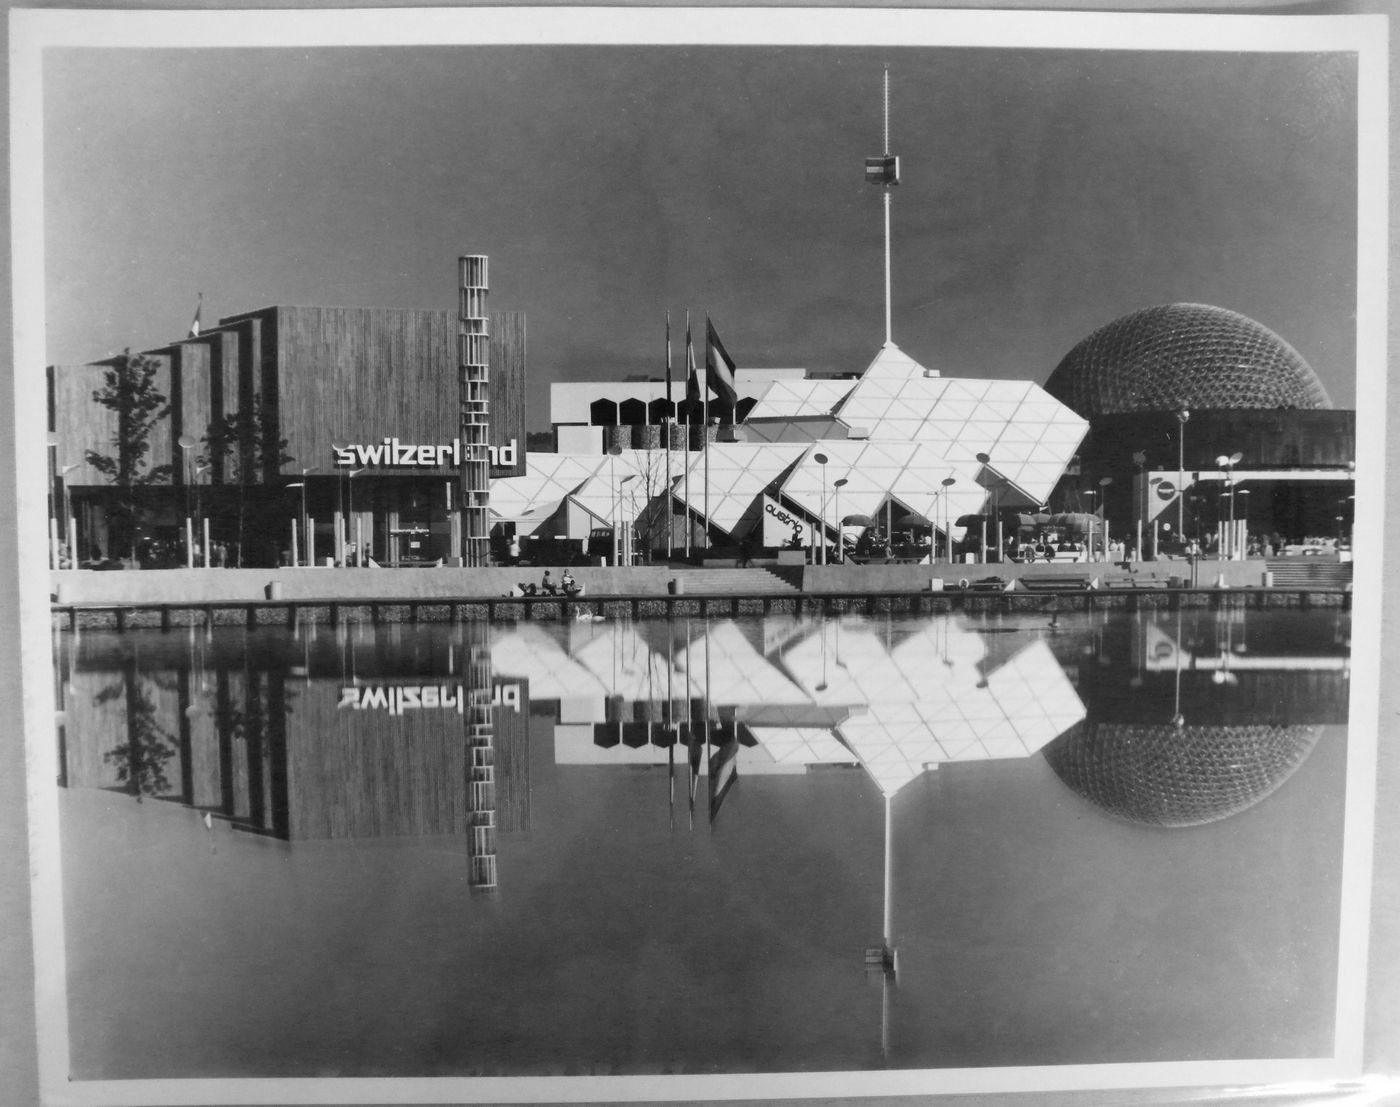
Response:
[541, 570, 559, 596]
[561, 569, 581, 596]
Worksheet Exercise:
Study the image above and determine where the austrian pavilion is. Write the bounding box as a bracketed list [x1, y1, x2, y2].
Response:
[491, 341, 1090, 559]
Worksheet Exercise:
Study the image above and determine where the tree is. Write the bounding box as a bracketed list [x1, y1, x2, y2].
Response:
[85, 349, 172, 562]
[200, 393, 293, 567]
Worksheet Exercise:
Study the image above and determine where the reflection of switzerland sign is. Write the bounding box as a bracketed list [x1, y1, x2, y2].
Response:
[333, 437, 517, 469]
[337, 683, 520, 714]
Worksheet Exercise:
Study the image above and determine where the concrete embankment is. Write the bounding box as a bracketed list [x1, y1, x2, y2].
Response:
[50, 557, 1282, 606]
[49, 565, 675, 605]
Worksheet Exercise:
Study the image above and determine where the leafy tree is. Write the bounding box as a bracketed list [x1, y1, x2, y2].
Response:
[200, 393, 293, 567]
[85, 349, 172, 561]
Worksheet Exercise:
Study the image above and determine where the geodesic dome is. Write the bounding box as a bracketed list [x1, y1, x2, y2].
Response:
[1043, 721, 1322, 827]
[1045, 304, 1332, 417]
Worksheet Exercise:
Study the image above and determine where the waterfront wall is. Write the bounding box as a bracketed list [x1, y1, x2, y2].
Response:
[49, 566, 675, 605]
[802, 558, 1274, 592]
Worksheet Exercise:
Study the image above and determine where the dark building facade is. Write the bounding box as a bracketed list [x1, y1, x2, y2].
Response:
[47, 304, 526, 568]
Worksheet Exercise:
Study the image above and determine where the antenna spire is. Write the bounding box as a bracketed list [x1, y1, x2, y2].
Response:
[864, 66, 900, 345]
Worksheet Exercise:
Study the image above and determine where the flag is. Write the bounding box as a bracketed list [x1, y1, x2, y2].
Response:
[187, 293, 202, 338]
[665, 311, 673, 407]
[685, 313, 700, 405]
[705, 318, 738, 406]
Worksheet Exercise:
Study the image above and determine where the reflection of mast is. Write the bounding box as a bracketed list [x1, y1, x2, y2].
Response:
[464, 624, 498, 892]
[866, 793, 898, 1063]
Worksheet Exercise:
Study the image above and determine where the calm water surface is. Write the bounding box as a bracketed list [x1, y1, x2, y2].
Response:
[54, 605, 1351, 1078]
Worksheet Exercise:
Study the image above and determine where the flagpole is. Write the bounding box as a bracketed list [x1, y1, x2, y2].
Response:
[702, 315, 710, 554]
[665, 311, 673, 561]
[684, 312, 693, 560]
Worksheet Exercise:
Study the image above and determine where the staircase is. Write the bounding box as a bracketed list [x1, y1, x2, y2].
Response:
[1265, 558, 1353, 588]
[668, 567, 802, 595]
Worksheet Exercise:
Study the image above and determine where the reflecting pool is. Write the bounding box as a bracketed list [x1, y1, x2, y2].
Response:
[53, 605, 1351, 1078]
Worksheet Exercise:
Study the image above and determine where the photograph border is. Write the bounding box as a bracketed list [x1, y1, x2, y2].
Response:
[8, 6, 1391, 1105]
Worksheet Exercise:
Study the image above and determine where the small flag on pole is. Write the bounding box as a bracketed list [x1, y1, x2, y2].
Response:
[685, 313, 700, 405]
[187, 293, 203, 338]
[704, 318, 738, 406]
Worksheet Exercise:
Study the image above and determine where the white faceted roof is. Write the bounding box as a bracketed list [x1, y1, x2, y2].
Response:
[744, 378, 856, 419]
[671, 443, 807, 533]
[833, 343, 1088, 505]
[489, 453, 607, 524]
[776, 440, 988, 531]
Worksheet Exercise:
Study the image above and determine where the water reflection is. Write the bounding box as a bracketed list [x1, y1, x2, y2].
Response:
[52, 604, 1352, 1076]
[54, 605, 1350, 846]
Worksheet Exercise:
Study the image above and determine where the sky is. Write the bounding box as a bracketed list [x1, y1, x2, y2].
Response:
[42, 40, 1359, 421]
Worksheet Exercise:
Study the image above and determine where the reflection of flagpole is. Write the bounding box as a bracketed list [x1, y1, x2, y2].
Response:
[665, 312, 673, 559]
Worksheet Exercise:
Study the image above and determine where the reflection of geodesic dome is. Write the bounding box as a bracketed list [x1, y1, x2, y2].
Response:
[1045, 304, 1332, 416]
[1043, 722, 1322, 827]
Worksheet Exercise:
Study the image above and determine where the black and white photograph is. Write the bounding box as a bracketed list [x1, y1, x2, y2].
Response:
[6, 5, 1393, 1105]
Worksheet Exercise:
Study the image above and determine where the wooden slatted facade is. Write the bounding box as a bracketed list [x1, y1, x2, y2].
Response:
[46, 300, 526, 565]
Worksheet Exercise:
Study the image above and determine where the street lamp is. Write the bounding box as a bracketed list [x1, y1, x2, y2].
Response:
[813, 452, 829, 566]
[976, 453, 998, 564]
[1214, 452, 1242, 559]
[833, 477, 849, 563]
[299, 466, 319, 565]
[347, 467, 366, 566]
[58, 462, 79, 567]
[619, 473, 637, 566]
[1095, 475, 1113, 561]
[608, 444, 624, 567]
[178, 435, 197, 568]
[1175, 409, 1190, 534]
[940, 476, 956, 564]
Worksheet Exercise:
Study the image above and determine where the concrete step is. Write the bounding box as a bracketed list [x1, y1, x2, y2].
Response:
[1264, 559, 1353, 587]
[667, 567, 801, 595]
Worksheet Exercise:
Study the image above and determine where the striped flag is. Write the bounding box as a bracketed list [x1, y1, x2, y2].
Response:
[187, 293, 202, 338]
[705, 318, 738, 406]
[685, 313, 700, 405]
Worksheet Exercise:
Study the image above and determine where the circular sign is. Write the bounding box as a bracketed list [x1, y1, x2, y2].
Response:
[1155, 480, 1177, 500]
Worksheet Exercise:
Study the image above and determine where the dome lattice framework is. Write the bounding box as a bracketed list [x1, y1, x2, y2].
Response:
[1045, 304, 1332, 417]
[1044, 721, 1322, 827]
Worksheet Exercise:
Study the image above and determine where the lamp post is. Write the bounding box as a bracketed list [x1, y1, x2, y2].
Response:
[332, 440, 350, 565]
[1214, 452, 1241, 559]
[833, 477, 848, 563]
[299, 466, 319, 566]
[975, 453, 998, 564]
[1096, 475, 1113, 562]
[1175, 409, 1190, 534]
[618, 473, 638, 566]
[60, 463, 79, 565]
[940, 476, 956, 564]
[813, 453, 829, 566]
[195, 461, 211, 566]
[608, 444, 624, 567]
[347, 467, 366, 566]
[178, 435, 196, 568]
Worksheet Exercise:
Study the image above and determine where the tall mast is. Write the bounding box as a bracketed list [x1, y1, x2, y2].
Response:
[865, 66, 900, 346]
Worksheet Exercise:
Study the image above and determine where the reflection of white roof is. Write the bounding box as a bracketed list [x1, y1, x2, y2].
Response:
[671, 443, 807, 533]
[546, 616, 1086, 791]
[678, 620, 812, 706]
[489, 624, 611, 700]
[833, 344, 1088, 505]
[745, 379, 855, 419]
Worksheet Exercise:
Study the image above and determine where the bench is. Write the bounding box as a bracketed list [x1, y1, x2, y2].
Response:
[1019, 574, 1091, 593]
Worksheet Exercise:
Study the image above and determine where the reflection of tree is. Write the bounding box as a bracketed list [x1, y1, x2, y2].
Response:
[98, 659, 177, 800]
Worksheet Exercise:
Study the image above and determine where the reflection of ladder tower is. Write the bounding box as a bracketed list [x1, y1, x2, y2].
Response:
[465, 635, 498, 891]
[458, 255, 491, 567]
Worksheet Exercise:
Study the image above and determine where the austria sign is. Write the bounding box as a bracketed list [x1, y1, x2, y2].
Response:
[333, 437, 517, 469]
